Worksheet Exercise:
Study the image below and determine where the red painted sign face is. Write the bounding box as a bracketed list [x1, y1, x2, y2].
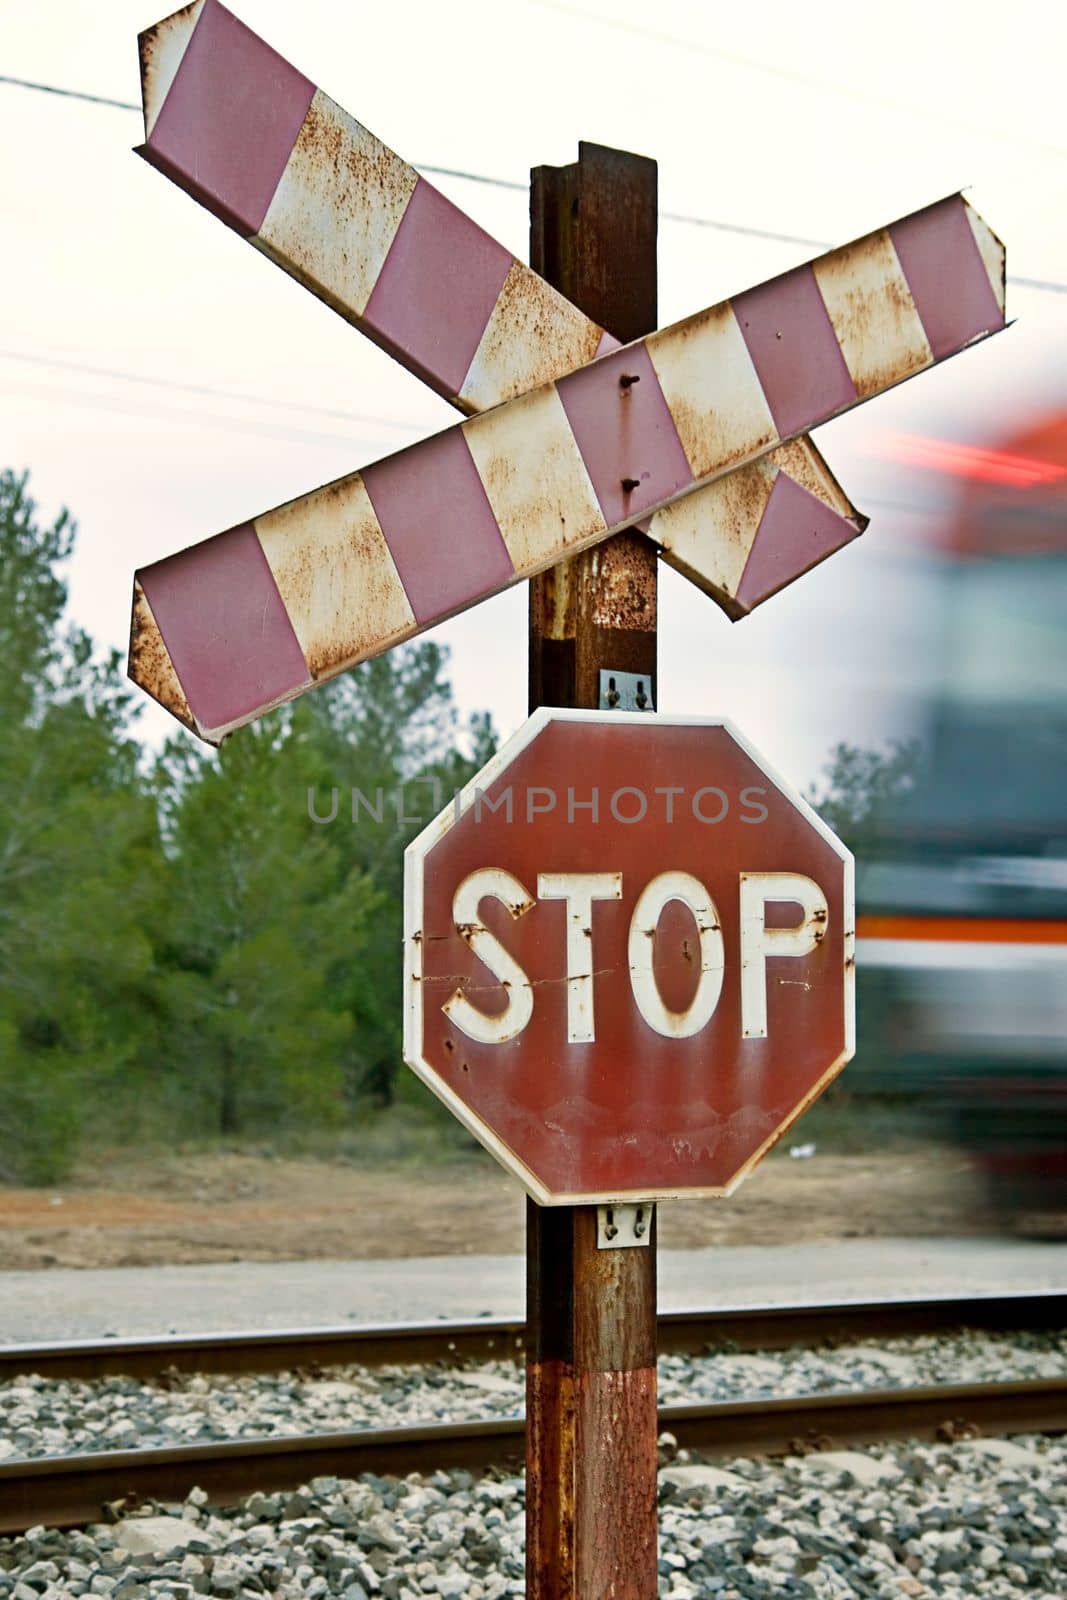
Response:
[404, 711, 854, 1203]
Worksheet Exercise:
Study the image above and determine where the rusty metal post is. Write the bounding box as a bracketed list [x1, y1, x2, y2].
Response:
[526, 142, 660, 1600]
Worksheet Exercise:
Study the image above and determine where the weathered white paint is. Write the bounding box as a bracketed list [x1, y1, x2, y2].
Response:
[256, 91, 418, 323]
[403, 710, 856, 1206]
[462, 383, 605, 574]
[130, 580, 194, 730]
[254, 472, 414, 679]
[814, 228, 932, 399]
[458, 260, 603, 415]
[740, 872, 829, 1039]
[443, 869, 536, 1045]
[652, 457, 776, 604]
[537, 872, 622, 1043]
[646, 300, 778, 479]
[965, 207, 1007, 313]
[627, 871, 725, 1040]
[140, 0, 204, 138]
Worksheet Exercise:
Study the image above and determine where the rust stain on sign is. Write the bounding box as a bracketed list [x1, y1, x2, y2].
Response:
[769, 438, 863, 525]
[460, 260, 605, 414]
[254, 473, 415, 682]
[257, 91, 418, 327]
[132, 3, 873, 626]
[128, 581, 195, 732]
[138, 0, 204, 138]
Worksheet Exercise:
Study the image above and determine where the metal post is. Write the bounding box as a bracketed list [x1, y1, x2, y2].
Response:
[526, 142, 660, 1600]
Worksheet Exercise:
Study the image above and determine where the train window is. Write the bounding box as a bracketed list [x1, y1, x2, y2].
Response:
[944, 556, 1067, 709]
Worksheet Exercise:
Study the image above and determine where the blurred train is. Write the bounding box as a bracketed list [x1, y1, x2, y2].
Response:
[855, 407, 1067, 1228]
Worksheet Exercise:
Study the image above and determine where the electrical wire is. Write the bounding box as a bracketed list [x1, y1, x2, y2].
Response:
[0, 73, 137, 111]
[0, 349, 428, 433]
[659, 210, 829, 249]
[0, 74, 527, 192]
[528, 0, 1067, 165]
[0, 377, 419, 451]
[2, 71, 1065, 294]
[3, 372, 944, 529]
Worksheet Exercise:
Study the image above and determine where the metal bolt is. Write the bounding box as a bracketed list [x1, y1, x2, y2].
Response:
[605, 1206, 619, 1240]
[619, 373, 641, 390]
[606, 676, 621, 709]
[621, 477, 641, 493]
[635, 680, 648, 710]
[634, 1207, 647, 1238]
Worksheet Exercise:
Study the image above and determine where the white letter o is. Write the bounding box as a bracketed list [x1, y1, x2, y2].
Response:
[627, 871, 724, 1039]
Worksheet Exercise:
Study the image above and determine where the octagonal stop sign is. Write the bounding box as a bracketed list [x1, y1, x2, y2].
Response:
[404, 709, 854, 1203]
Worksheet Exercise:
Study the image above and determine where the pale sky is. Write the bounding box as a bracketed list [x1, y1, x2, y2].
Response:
[5, 0, 1067, 785]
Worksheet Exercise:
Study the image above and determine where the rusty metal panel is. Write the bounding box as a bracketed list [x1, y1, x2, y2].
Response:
[254, 473, 415, 679]
[813, 227, 933, 399]
[654, 436, 869, 617]
[258, 90, 419, 323]
[135, 1, 865, 620]
[461, 258, 604, 412]
[646, 299, 778, 477]
[128, 580, 195, 732]
[463, 383, 606, 571]
[136, 523, 312, 741]
[403, 709, 855, 1204]
[129, 192, 1004, 741]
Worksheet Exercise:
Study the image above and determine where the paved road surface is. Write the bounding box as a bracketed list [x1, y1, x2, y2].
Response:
[2, 1237, 1065, 1343]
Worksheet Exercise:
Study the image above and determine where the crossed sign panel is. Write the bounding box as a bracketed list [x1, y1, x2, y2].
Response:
[135, 0, 862, 603]
[129, 1, 1006, 744]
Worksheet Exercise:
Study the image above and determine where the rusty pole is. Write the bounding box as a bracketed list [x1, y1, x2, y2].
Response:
[526, 142, 660, 1600]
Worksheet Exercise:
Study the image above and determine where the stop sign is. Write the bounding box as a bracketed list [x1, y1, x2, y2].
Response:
[404, 710, 854, 1203]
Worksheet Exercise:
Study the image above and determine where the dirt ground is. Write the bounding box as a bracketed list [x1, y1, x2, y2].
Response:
[0, 1142, 993, 1271]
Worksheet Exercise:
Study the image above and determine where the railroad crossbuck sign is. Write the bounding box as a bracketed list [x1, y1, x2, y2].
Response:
[404, 711, 854, 1204]
[128, 2, 1006, 744]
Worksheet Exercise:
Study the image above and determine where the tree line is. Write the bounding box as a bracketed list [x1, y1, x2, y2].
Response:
[0, 471, 494, 1182]
[0, 469, 922, 1185]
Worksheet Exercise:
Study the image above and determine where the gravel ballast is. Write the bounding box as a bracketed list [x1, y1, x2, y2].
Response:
[1, 1331, 1065, 1462]
[1, 1434, 1064, 1598]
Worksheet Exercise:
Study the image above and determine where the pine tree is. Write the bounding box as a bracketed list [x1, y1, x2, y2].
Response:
[0, 471, 160, 1181]
[292, 645, 495, 1105]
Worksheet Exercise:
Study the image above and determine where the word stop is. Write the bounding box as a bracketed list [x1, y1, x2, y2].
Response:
[443, 868, 829, 1046]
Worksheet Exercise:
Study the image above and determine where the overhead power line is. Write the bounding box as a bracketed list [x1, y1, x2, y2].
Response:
[2, 71, 1066, 295]
[5, 369, 937, 527]
[1, 377, 417, 451]
[0, 73, 137, 111]
[659, 210, 829, 250]
[0, 349, 427, 433]
[0, 73, 527, 193]
[529, 0, 1067, 165]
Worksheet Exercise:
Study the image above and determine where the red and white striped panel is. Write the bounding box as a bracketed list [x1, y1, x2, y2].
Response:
[131, 192, 1006, 742]
[136, 0, 866, 617]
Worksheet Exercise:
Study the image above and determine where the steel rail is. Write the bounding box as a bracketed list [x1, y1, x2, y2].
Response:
[3, 1291, 1064, 1382]
[1, 1377, 1065, 1535]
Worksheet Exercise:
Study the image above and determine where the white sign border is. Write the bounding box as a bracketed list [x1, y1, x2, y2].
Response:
[403, 708, 855, 1206]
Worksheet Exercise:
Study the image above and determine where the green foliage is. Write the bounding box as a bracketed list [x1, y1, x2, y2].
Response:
[806, 737, 925, 856]
[9, 467, 938, 1179]
[0, 469, 495, 1179]
[0, 466, 939, 1184]
[153, 722, 360, 1137]
[292, 650, 495, 1106]
[0, 472, 160, 1182]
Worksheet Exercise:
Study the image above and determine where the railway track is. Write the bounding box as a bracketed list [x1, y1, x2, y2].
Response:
[2, 1378, 1065, 1534]
[3, 1289, 1064, 1381]
[2, 1291, 1065, 1535]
